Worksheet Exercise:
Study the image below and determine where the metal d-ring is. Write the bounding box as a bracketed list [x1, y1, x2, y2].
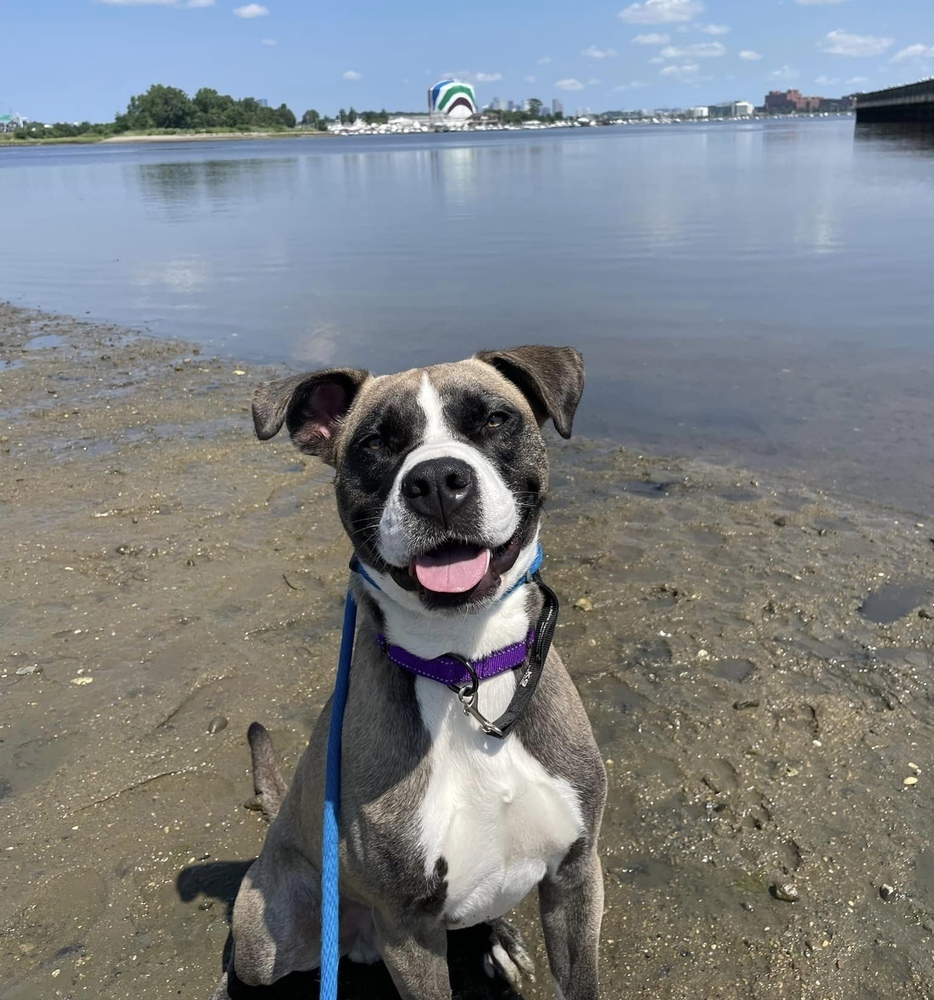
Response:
[446, 654, 505, 738]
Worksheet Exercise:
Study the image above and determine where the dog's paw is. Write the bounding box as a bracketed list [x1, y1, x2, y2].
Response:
[482, 918, 535, 992]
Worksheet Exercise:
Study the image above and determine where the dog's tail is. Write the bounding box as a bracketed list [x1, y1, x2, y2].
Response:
[246, 721, 288, 823]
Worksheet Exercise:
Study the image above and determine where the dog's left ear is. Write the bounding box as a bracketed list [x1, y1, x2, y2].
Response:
[475, 345, 584, 439]
[252, 367, 370, 463]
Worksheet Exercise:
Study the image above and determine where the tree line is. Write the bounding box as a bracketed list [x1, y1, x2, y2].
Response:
[5, 84, 307, 140]
[3, 83, 565, 142]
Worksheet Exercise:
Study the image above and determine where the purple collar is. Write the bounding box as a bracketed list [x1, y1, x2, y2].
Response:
[376, 629, 535, 688]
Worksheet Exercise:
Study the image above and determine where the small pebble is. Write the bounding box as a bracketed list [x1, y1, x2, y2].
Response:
[919, 608, 933, 620]
[774, 516, 788, 527]
[733, 699, 760, 711]
[572, 597, 593, 612]
[908, 762, 921, 773]
[903, 776, 918, 786]
[207, 715, 228, 735]
[772, 882, 799, 902]
[15, 664, 39, 676]
[696, 649, 710, 661]
[880, 884, 896, 901]
[70, 676, 94, 686]
[198, 898, 214, 911]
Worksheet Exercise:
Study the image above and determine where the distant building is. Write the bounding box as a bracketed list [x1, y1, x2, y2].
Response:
[507, 100, 515, 112]
[552, 98, 563, 116]
[765, 89, 818, 113]
[257, 98, 269, 108]
[490, 97, 503, 111]
[688, 106, 709, 119]
[428, 79, 478, 121]
[0, 112, 25, 132]
[819, 95, 856, 112]
[708, 101, 753, 118]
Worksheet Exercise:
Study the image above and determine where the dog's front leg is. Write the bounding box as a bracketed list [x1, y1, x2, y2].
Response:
[539, 840, 604, 1000]
[375, 909, 451, 1000]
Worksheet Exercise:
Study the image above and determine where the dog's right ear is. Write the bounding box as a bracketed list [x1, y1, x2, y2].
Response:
[252, 368, 370, 463]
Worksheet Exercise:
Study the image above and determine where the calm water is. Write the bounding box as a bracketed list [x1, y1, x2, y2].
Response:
[2, 120, 933, 510]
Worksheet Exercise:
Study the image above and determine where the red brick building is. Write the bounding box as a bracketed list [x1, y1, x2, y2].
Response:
[764, 89, 820, 112]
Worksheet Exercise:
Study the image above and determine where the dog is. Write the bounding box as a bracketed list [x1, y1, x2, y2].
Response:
[208, 345, 607, 999]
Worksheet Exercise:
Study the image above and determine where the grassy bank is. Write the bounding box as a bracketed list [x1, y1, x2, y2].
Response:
[0, 127, 332, 147]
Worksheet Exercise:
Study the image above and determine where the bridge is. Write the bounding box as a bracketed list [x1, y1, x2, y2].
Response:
[856, 78, 934, 125]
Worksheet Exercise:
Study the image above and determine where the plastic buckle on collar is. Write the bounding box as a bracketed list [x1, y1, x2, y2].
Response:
[446, 655, 505, 739]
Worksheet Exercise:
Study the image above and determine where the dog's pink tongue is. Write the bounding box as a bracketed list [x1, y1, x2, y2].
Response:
[413, 546, 490, 594]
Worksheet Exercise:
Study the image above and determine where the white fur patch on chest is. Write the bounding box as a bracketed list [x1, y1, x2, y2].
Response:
[415, 674, 584, 929]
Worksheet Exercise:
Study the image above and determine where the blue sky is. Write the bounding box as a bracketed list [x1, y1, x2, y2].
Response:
[5, 0, 934, 121]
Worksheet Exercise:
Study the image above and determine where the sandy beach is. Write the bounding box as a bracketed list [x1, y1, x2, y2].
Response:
[2, 303, 934, 999]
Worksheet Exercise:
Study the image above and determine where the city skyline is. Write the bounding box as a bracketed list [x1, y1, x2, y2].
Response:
[4, 0, 934, 123]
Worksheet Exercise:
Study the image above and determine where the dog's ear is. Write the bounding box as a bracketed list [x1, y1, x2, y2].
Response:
[475, 346, 584, 439]
[252, 368, 370, 463]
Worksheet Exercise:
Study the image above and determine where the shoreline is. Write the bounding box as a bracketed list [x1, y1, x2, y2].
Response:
[0, 130, 334, 148]
[2, 303, 934, 998]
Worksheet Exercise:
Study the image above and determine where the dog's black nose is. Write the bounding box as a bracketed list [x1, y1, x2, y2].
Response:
[401, 458, 476, 525]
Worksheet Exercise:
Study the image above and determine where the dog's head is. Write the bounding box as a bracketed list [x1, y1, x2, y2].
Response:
[252, 346, 584, 612]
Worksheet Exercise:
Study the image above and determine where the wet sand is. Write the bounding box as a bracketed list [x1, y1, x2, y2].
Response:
[2, 304, 934, 999]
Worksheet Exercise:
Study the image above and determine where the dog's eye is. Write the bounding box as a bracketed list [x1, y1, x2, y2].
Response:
[485, 412, 509, 429]
[360, 434, 384, 452]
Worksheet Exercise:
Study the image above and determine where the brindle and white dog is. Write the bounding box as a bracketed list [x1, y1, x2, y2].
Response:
[209, 346, 606, 1000]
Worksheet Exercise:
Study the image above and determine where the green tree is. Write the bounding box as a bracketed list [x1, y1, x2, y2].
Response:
[275, 103, 296, 128]
[347, 107, 357, 124]
[301, 108, 320, 127]
[338, 108, 348, 125]
[527, 98, 543, 119]
[132, 84, 196, 129]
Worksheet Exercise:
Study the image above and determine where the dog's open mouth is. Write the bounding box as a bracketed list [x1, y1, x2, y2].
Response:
[389, 534, 524, 604]
[411, 543, 491, 594]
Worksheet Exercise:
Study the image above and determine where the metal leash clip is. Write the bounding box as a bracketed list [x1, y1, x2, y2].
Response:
[446, 655, 505, 738]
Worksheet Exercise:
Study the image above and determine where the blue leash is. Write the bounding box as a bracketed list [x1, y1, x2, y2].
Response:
[321, 586, 357, 999]
[319, 543, 543, 999]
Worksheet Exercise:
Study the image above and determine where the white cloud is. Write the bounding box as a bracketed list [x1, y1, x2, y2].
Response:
[633, 32, 670, 44]
[660, 41, 725, 58]
[649, 56, 666, 64]
[556, 78, 585, 91]
[617, 0, 703, 25]
[820, 29, 892, 57]
[342, 70, 362, 81]
[815, 74, 840, 85]
[795, 0, 849, 4]
[738, 50, 762, 61]
[583, 45, 618, 59]
[660, 61, 700, 78]
[891, 44, 934, 63]
[846, 75, 869, 85]
[475, 72, 503, 82]
[537, 56, 553, 66]
[233, 3, 268, 17]
[700, 23, 729, 35]
[769, 64, 799, 82]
